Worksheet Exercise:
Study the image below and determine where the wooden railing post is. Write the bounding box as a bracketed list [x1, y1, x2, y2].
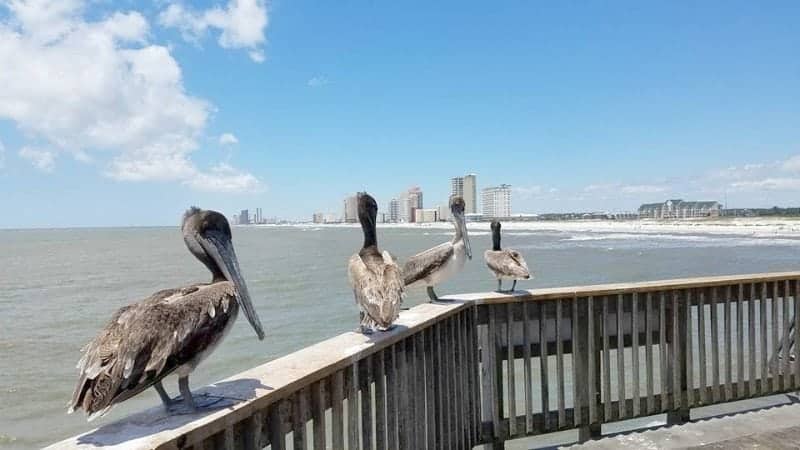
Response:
[666, 290, 690, 425]
[575, 296, 601, 442]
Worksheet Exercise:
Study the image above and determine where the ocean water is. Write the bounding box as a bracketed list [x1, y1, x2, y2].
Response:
[2, 225, 800, 449]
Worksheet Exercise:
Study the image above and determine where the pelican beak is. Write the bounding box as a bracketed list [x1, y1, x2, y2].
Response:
[200, 231, 266, 340]
[459, 213, 472, 259]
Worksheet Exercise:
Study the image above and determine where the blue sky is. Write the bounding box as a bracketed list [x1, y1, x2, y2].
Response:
[0, 1, 798, 227]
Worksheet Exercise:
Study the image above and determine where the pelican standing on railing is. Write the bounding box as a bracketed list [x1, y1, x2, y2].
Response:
[348, 193, 405, 333]
[484, 220, 531, 292]
[68, 207, 265, 419]
[403, 196, 472, 301]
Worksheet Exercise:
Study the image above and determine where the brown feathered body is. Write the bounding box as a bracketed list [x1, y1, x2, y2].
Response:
[484, 249, 531, 281]
[69, 281, 237, 419]
[348, 245, 404, 330]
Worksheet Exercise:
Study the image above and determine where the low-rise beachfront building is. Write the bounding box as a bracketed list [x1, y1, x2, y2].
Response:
[639, 199, 721, 219]
[414, 208, 439, 223]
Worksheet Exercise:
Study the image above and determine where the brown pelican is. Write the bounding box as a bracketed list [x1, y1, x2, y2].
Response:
[403, 196, 472, 301]
[348, 193, 405, 333]
[484, 220, 531, 292]
[68, 207, 265, 419]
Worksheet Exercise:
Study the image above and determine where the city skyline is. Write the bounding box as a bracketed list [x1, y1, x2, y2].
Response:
[1, 2, 799, 227]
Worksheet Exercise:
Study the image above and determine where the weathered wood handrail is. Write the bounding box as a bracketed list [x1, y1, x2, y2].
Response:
[48, 271, 800, 449]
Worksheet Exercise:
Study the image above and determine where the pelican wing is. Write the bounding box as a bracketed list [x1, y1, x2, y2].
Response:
[348, 252, 405, 328]
[485, 249, 531, 279]
[69, 282, 236, 418]
[402, 242, 454, 286]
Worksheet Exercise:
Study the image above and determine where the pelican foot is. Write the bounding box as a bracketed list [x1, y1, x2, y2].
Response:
[427, 286, 439, 302]
[358, 325, 374, 335]
[376, 324, 396, 332]
[167, 394, 232, 415]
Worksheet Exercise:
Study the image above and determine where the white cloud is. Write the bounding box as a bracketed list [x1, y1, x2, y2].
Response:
[620, 184, 668, 194]
[730, 178, 800, 191]
[583, 183, 667, 195]
[18, 146, 56, 172]
[707, 154, 800, 193]
[219, 132, 239, 145]
[0, 139, 5, 169]
[307, 76, 329, 87]
[184, 163, 263, 192]
[159, 0, 268, 63]
[0, 0, 261, 192]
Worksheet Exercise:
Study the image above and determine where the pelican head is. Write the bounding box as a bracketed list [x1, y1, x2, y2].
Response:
[450, 196, 472, 259]
[490, 220, 501, 251]
[357, 192, 378, 247]
[182, 207, 265, 340]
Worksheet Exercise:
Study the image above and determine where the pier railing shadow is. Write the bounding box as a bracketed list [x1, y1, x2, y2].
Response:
[48, 272, 800, 449]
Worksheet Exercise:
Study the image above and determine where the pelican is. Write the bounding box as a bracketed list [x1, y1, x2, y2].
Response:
[348, 193, 405, 333]
[484, 220, 531, 292]
[68, 207, 265, 419]
[403, 196, 472, 301]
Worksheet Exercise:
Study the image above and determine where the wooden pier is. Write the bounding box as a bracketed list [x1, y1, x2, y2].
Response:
[48, 271, 800, 449]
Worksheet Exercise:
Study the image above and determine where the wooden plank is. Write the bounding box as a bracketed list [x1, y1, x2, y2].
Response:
[292, 389, 307, 450]
[772, 281, 780, 393]
[469, 271, 800, 305]
[541, 301, 551, 430]
[794, 280, 800, 389]
[385, 346, 397, 450]
[360, 356, 373, 450]
[223, 427, 234, 450]
[470, 308, 481, 446]
[423, 328, 434, 450]
[588, 296, 598, 423]
[414, 333, 426, 450]
[617, 294, 627, 418]
[724, 285, 732, 401]
[397, 340, 409, 450]
[459, 311, 471, 447]
[448, 314, 460, 448]
[711, 287, 720, 403]
[522, 300, 533, 433]
[313, 381, 326, 450]
[244, 410, 263, 450]
[487, 306, 501, 440]
[632, 292, 640, 417]
[646, 292, 654, 414]
[506, 303, 517, 436]
[374, 350, 386, 450]
[749, 283, 757, 396]
[572, 297, 583, 427]
[737, 283, 745, 399]
[332, 370, 345, 450]
[269, 402, 285, 450]
[660, 292, 669, 411]
[348, 363, 360, 450]
[685, 289, 694, 407]
[434, 322, 445, 448]
[782, 280, 791, 392]
[761, 282, 768, 395]
[672, 290, 681, 410]
[557, 298, 566, 428]
[698, 289, 707, 404]
[602, 296, 612, 421]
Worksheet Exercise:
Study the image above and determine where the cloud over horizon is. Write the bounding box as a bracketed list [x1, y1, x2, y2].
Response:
[0, 0, 263, 193]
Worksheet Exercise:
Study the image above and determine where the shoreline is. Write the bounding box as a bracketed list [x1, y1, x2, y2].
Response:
[243, 217, 800, 238]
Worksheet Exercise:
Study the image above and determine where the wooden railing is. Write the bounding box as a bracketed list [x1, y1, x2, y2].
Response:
[472, 271, 800, 448]
[49, 271, 800, 449]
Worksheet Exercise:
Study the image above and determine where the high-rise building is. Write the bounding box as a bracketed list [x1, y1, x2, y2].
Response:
[482, 184, 512, 218]
[451, 174, 477, 214]
[254, 208, 263, 224]
[343, 195, 359, 223]
[399, 186, 423, 222]
[239, 209, 250, 225]
[388, 198, 400, 223]
[312, 213, 324, 223]
[451, 176, 464, 198]
[464, 173, 477, 214]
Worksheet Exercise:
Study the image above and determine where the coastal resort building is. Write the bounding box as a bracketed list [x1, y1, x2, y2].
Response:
[639, 199, 721, 219]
